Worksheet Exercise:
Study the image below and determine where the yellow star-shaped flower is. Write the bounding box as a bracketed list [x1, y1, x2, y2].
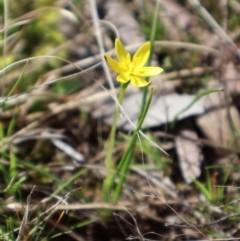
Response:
[104, 38, 163, 87]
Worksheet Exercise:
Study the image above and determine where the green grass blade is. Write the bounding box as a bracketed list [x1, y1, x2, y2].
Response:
[140, 0, 160, 113]
[9, 148, 17, 178]
[112, 90, 154, 204]
[172, 87, 222, 127]
[1, 60, 28, 108]
[206, 170, 213, 201]
[51, 168, 86, 197]
[194, 179, 212, 202]
[0, 227, 13, 241]
[6, 106, 18, 137]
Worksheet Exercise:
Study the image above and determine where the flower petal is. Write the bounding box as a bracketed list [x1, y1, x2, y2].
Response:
[115, 38, 129, 66]
[132, 42, 150, 68]
[116, 72, 130, 83]
[134, 66, 163, 77]
[130, 75, 149, 87]
[105, 54, 123, 73]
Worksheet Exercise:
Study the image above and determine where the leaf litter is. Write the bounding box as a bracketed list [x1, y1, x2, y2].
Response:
[1, 0, 240, 240]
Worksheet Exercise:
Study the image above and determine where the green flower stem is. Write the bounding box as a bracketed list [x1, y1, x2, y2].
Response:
[103, 83, 128, 202]
[111, 89, 154, 204]
[110, 89, 154, 184]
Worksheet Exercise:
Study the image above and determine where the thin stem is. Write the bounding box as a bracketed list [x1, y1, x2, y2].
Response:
[140, 0, 160, 117]
[103, 83, 128, 202]
[112, 89, 154, 204]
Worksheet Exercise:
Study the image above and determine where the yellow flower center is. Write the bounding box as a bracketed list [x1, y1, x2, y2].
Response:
[124, 53, 136, 77]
